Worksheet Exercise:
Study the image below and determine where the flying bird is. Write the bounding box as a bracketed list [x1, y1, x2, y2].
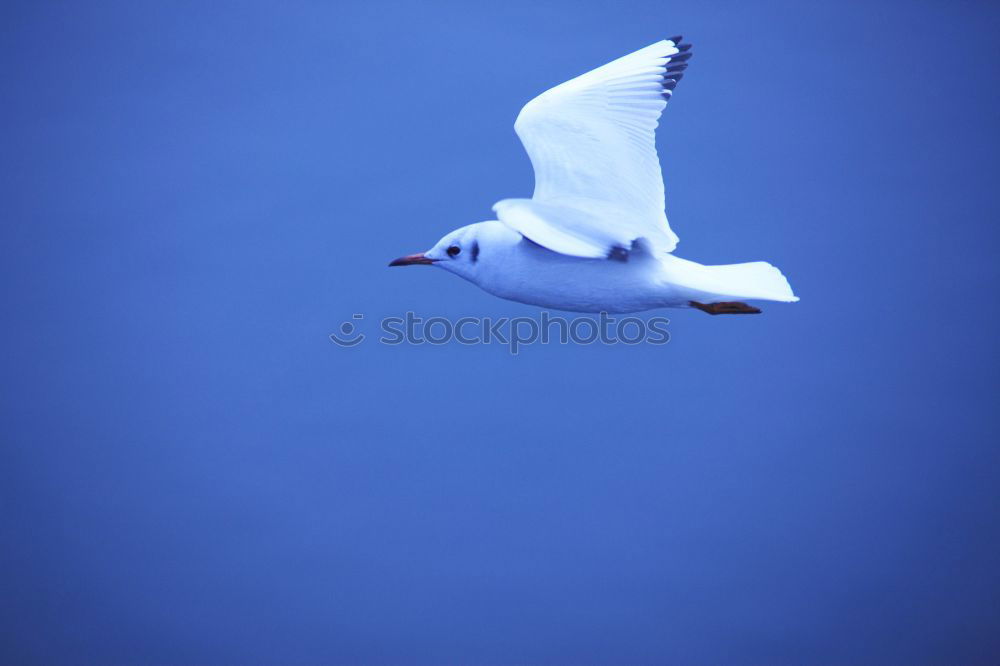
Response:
[390, 37, 798, 315]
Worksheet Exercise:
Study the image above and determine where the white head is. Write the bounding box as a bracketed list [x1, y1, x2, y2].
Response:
[388, 221, 519, 283]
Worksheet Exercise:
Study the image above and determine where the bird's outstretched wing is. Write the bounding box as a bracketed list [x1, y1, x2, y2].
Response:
[493, 38, 691, 258]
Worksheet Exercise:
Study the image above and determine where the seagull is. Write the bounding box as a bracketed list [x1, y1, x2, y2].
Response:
[389, 37, 798, 315]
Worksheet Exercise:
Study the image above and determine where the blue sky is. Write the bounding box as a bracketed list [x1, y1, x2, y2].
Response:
[2, 1, 999, 664]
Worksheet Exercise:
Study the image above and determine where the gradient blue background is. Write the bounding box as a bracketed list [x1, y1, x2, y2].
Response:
[3, 1, 999, 664]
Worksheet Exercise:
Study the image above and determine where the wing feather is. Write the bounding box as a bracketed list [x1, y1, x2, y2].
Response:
[495, 38, 692, 257]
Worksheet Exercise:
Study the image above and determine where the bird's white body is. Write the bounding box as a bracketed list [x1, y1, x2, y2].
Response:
[432, 221, 796, 313]
[390, 38, 799, 314]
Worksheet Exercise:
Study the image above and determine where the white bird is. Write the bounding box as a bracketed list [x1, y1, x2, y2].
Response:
[390, 37, 798, 315]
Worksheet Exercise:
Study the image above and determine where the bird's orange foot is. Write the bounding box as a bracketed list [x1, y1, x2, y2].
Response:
[690, 301, 762, 315]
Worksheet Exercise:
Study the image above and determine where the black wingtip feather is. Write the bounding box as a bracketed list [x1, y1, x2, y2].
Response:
[607, 245, 630, 262]
[662, 36, 692, 102]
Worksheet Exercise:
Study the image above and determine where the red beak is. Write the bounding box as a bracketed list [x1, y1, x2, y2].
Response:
[388, 252, 436, 267]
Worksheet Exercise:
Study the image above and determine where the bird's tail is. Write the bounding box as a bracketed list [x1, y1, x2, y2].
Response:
[693, 261, 799, 303]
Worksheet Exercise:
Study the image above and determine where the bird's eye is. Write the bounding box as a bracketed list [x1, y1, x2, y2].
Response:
[447, 245, 461, 257]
